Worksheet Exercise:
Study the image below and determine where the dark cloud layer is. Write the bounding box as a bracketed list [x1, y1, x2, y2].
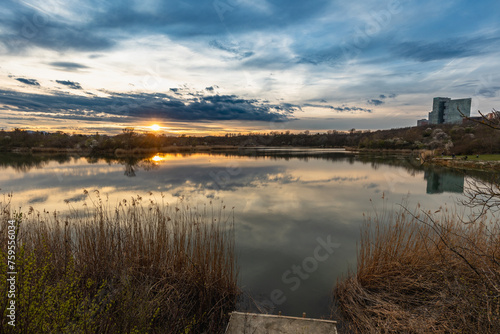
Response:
[90, 0, 331, 37]
[0, 0, 330, 54]
[1, 0, 498, 68]
[0, 0, 113, 54]
[0, 89, 296, 123]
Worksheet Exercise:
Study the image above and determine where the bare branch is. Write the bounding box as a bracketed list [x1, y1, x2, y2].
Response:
[458, 107, 500, 130]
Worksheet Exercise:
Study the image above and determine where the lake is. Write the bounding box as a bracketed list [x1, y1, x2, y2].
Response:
[0, 149, 482, 318]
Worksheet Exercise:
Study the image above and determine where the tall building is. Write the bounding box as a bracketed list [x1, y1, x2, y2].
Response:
[428, 97, 471, 125]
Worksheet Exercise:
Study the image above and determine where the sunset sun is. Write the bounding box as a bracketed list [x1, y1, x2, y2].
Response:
[150, 124, 160, 131]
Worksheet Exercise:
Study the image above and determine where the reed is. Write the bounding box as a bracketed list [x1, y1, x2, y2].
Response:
[0, 192, 238, 333]
[334, 204, 500, 333]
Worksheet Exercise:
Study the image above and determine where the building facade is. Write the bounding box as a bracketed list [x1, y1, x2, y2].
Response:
[428, 97, 471, 125]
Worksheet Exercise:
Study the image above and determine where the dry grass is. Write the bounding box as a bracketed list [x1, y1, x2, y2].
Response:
[0, 192, 238, 333]
[334, 203, 500, 333]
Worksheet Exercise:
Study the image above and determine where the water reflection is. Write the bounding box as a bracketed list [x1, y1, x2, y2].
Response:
[425, 170, 464, 194]
[0, 153, 72, 172]
[0, 150, 494, 318]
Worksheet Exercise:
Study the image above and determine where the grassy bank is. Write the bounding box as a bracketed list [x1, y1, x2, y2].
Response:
[430, 156, 500, 171]
[436, 154, 500, 161]
[334, 205, 500, 333]
[453, 154, 500, 161]
[0, 193, 238, 333]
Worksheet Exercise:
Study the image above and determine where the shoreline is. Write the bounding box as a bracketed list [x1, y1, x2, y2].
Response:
[345, 148, 500, 171]
[4, 145, 243, 155]
[344, 147, 418, 154]
[427, 157, 500, 171]
[4, 145, 348, 155]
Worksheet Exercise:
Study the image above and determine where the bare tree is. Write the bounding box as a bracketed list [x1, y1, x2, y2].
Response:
[459, 107, 500, 130]
[454, 107, 500, 213]
[122, 127, 135, 149]
[462, 176, 500, 216]
[474, 109, 500, 130]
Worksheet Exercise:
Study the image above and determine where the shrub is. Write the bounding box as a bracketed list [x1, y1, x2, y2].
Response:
[334, 203, 500, 333]
[0, 193, 238, 333]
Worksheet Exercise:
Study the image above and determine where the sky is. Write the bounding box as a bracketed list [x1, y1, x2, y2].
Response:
[0, 0, 499, 135]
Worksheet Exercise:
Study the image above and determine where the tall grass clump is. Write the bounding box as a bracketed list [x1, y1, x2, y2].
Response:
[334, 203, 500, 333]
[0, 192, 238, 333]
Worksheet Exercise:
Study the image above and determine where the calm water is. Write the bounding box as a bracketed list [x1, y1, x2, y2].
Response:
[0, 149, 483, 317]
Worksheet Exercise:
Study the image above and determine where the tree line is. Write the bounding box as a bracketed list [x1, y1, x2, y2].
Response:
[1, 116, 499, 154]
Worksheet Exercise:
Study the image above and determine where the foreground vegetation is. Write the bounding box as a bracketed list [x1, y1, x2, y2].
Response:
[334, 203, 500, 333]
[0, 193, 238, 333]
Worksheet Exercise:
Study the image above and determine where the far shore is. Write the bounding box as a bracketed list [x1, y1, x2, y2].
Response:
[6, 145, 351, 155]
[7, 145, 243, 155]
[11, 145, 406, 155]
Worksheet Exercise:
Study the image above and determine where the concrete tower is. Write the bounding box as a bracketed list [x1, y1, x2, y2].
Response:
[428, 97, 471, 124]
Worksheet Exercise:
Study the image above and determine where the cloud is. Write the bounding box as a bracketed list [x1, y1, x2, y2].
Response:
[50, 62, 89, 71]
[28, 195, 48, 204]
[56, 80, 83, 90]
[367, 99, 383, 106]
[0, 0, 333, 67]
[367, 93, 396, 106]
[392, 36, 500, 62]
[64, 193, 87, 203]
[0, 8, 114, 54]
[294, 47, 348, 68]
[331, 105, 372, 113]
[0, 0, 499, 134]
[209, 40, 254, 59]
[304, 103, 372, 113]
[89, 0, 331, 38]
[294, 29, 500, 73]
[0, 89, 296, 123]
[15, 78, 40, 86]
[477, 87, 500, 98]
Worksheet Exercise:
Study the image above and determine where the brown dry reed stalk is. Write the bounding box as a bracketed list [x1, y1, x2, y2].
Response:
[0, 191, 238, 333]
[334, 203, 500, 333]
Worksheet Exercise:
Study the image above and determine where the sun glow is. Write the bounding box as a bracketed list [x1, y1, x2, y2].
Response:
[150, 124, 161, 131]
[151, 155, 163, 162]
